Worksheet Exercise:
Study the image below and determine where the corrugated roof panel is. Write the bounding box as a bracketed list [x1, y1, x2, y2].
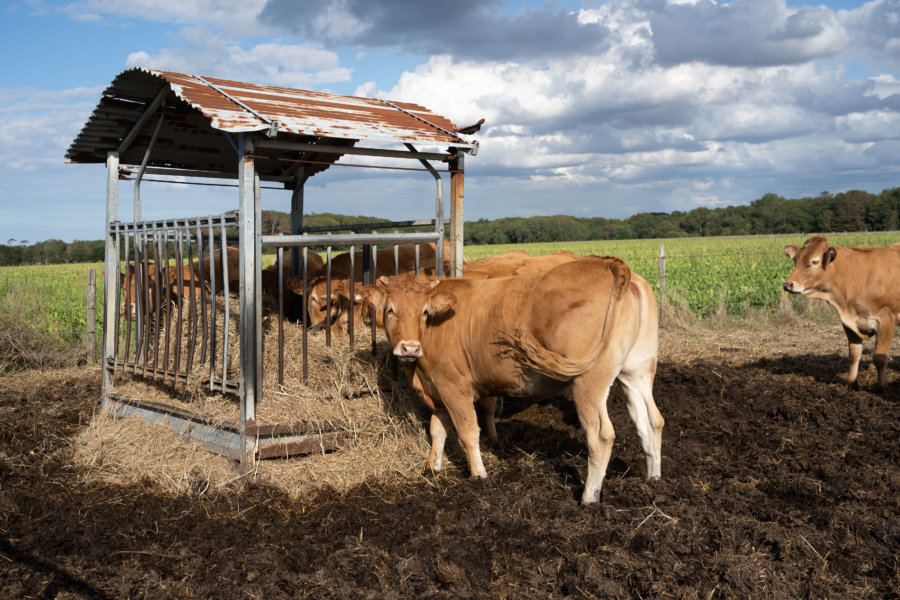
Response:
[151, 69, 471, 146]
[66, 68, 479, 180]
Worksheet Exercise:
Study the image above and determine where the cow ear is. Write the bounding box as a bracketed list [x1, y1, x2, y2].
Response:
[286, 276, 303, 294]
[358, 286, 384, 311]
[823, 246, 836, 269]
[783, 245, 798, 259]
[376, 276, 390, 289]
[426, 291, 456, 317]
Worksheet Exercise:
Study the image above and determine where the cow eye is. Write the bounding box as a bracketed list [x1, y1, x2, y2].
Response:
[810, 258, 820, 266]
[386, 306, 395, 318]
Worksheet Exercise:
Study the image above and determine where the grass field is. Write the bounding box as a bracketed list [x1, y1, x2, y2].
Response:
[2, 231, 898, 343]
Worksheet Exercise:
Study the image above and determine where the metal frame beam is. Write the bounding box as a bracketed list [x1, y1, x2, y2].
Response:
[254, 139, 452, 162]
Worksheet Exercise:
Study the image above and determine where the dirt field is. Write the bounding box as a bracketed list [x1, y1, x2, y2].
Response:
[1, 316, 898, 599]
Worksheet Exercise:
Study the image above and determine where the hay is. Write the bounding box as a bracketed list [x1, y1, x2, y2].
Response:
[73, 291, 432, 499]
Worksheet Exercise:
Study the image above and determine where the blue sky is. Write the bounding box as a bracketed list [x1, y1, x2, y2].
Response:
[1, 0, 899, 243]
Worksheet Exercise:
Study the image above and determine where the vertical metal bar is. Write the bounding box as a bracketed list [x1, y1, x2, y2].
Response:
[238, 134, 260, 472]
[658, 245, 667, 308]
[369, 244, 377, 355]
[415, 244, 420, 275]
[449, 152, 465, 277]
[112, 228, 122, 373]
[196, 220, 208, 367]
[277, 245, 284, 386]
[290, 172, 305, 323]
[173, 224, 185, 382]
[120, 229, 131, 374]
[162, 226, 172, 384]
[86, 268, 97, 362]
[101, 152, 119, 409]
[348, 244, 355, 347]
[143, 225, 153, 374]
[185, 219, 199, 378]
[152, 224, 163, 379]
[393, 238, 399, 275]
[207, 219, 217, 392]
[140, 225, 152, 375]
[220, 214, 229, 393]
[302, 245, 309, 382]
[325, 245, 332, 348]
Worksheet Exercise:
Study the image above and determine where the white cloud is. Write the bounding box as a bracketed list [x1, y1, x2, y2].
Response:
[63, 0, 269, 37]
[125, 28, 352, 87]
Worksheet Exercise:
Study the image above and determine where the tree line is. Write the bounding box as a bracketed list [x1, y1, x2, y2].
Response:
[2, 188, 898, 266]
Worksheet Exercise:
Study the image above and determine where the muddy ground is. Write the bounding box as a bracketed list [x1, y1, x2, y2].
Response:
[0, 317, 898, 599]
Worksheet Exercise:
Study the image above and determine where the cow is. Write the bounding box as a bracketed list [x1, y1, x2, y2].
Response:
[111, 246, 241, 320]
[287, 240, 452, 333]
[191, 246, 240, 294]
[462, 250, 578, 280]
[783, 235, 900, 389]
[359, 255, 663, 504]
[262, 249, 325, 307]
[108, 262, 173, 318]
[335, 250, 580, 335]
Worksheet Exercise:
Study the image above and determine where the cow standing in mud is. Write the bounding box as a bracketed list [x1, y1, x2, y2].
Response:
[360, 255, 663, 504]
[783, 235, 900, 389]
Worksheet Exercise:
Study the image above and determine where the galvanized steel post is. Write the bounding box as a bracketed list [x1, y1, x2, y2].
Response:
[449, 152, 464, 277]
[101, 152, 121, 410]
[238, 134, 261, 472]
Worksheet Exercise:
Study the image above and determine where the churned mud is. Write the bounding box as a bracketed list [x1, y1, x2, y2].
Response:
[1, 319, 898, 599]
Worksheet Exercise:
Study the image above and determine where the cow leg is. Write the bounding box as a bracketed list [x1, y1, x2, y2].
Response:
[873, 317, 897, 389]
[843, 325, 864, 389]
[442, 395, 487, 479]
[427, 410, 453, 472]
[617, 362, 663, 480]
[475, 396, 498, 443]
[572, 369, 618, 504]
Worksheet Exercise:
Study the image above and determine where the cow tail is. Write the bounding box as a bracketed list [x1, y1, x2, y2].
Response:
[507, 257, 631, 380]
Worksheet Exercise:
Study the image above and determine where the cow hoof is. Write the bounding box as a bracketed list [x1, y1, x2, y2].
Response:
[847, 380, 860, 392]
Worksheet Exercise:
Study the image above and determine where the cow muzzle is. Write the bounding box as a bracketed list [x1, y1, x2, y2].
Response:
[393, 340, 423, 362]
[782, 280, 808, 294]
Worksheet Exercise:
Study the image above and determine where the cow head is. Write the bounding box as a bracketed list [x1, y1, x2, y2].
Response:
[287, 275, 349, 331]
[782, 235, 837, 294]
[358, 274, 456, 362]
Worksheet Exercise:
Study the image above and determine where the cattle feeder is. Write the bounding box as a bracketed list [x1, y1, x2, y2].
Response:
[66, 68, 480, 471]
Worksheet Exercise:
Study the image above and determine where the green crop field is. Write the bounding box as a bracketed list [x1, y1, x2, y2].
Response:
[0, 262, 104, 344]
[2, 231, 898, 344]
[466, 231, 900, 315]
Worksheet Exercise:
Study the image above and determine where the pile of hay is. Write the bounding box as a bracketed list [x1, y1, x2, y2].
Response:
[73, 292, 433, 499]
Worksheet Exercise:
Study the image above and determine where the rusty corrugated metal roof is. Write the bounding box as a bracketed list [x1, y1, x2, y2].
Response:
[66, 68, 477, 181]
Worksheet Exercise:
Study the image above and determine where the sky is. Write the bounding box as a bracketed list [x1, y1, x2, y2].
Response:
[1, 0, 899, 243]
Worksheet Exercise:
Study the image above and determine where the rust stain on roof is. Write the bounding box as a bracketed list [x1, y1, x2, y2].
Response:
[153, 68, 469, 145]
[66, 68, 478, 180]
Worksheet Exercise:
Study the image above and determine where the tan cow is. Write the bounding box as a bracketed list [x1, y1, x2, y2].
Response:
[109, 262, 173, 318]
[287, 240, 451, 333]
[262, 249, 325, 306]
[462, 250, 578, 279]
[191, 246, 240, 294]
[360, 256, 663, 504]
[783, 235, 900, 389]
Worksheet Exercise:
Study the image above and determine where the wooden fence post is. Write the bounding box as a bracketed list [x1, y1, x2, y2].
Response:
[86, 268, 96, 362]
[658, 245, 666, 307]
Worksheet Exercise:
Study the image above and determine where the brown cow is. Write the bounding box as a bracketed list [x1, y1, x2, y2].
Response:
[287, 240, 451, 333]
[783, 235, 900, 389]
[262, 250, 325, 306]
[191, 246, 240, 294]
[462, 250, 578, 279]
[360, 256, 662, 504]
[344, 250, 580, 334]
[109, 262, 173, 318]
